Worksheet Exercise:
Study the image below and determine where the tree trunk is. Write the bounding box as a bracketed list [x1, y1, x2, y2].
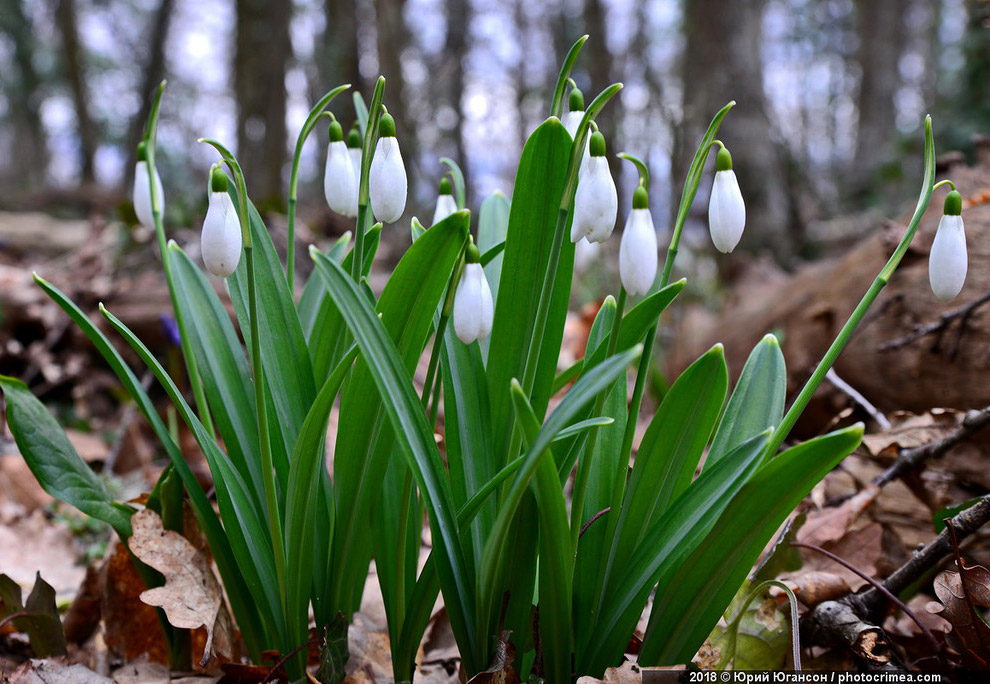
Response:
[676, 0, 795, 263]
[234, 0, 293, 206]
[54, 0, 98, 185]
[125, 0, 175, 177]
[851, 0, 907, 199]
[321, 0, 363, 120]
[373, 0, 410, 146]
[440, 0, 470, 202]
[0, 0, 48, 192]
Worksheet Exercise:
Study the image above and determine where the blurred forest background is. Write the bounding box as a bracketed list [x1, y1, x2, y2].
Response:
[0, 0, 988, 267]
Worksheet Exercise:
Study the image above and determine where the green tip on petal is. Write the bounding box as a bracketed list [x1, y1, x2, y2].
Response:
[136, 141, 148, 162]
[347, 125, 362, 148]
[569, 87, 585, 113]
[379, 112, 396, 137]
[210, 167, 229, 193]
[715, 147, 733, 172]
[439, 177, 452, 195]
[590, 131, 606, 157]
[465, 243, 481, 263]
[632, 185, 649, 210]
[944, 189, 962, 216]
[328, 119, 344, 142]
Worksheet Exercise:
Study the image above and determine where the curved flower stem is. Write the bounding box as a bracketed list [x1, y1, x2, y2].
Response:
[616, 102, 735, 475]
[617, 152, 650, 192]
[198, 137, 287, 605]
[286, 84, 351, 292]
[933, 178, 956, 192]
[143, 81, 216, 439]
[570, 287, 626, 551]
[764, 116, 936, 457]
[549, 35, 589, 119]
[352, 77, 386, 282]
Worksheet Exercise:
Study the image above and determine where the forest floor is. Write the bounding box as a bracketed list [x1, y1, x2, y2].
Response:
[4, 155, 990, 681]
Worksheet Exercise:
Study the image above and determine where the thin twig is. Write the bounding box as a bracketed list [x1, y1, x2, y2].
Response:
[826, 368, 891, 429]
[790, 542, 939, 653]
[873, 404, 990, 488]
[854, 495, 990, 621]
[879, 291, 990, 352]
[261, 636, 321, 684]
[578, 507, 610, 538]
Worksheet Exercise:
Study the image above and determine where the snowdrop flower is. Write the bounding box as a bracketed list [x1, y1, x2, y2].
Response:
[571, 131, 617, 244]
[573, 237, 600, 274]
[619, 186, 659, 295]
[708, 147, 746, 253]
[347, 124, 362, 186]
[201, 167, 242, 277]
[453, 244, 494, 344]
[369, 111, 407, 223]
[324, 119, 358, 218]
[564, 87, 591, 177]
[929, 189, 967, 301]
[432, 177, 458, 225]
[133, 142, 164, 228]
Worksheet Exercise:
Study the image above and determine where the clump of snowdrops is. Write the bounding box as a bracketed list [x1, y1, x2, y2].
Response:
[1, 37, 967, 683]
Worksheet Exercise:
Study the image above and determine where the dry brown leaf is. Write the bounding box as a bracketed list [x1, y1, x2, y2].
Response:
[861, 410, 962, 461]
[798, 484, 880, 546]
[344, 612, 392, 682]
[928, 561, 990, 666]
[9, 658, 112, 684]
[465, 631, 518, 684]
[100, 541, 168, 663]
[126, 509, 233, 668]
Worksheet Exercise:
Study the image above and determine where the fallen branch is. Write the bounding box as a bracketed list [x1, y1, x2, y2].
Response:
[879, 291, 990, 354]
[872, 404, 990, 488]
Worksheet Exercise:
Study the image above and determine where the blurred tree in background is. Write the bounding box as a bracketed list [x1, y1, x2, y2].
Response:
[0, 0, 986, 265]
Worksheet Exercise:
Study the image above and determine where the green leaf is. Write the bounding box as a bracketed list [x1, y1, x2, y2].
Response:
[639, 424, 863, 666]
[486, 117, 574, 463]
[297, 232, 352, 339]
[329, 211, 468, 617]
[708, 581, 789, 670]
[310, 239, 482, 672]
[509, 382, 573, 684]
[477, 191, 510, 306]
[605, 345, 728, 587]
[440, 157, 467, 209]
[707, 334, 786, 470]
[100, 306, 287, 647]
[0, 573, 67, 657]
[284, 344, 359, 660]
[227, 191, 316, 490]
[0, 376, 133, 538]
[442, 328, 495, 565]
[31, 276, 267, 659]
[579, 430, 771, 674]
[476, 345, 642, 653]
[168, 243, 263, 507]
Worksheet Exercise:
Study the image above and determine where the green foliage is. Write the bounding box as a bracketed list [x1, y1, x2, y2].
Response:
[4, 38, 946, 684]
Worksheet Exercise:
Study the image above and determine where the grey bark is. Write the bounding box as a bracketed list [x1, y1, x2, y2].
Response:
[125, 0, 175, 176]
[54, 0, 98, 185]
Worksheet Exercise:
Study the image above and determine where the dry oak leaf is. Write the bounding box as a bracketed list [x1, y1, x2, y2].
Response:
[126, 508, 233, 667]
[927, 561, 990, 667]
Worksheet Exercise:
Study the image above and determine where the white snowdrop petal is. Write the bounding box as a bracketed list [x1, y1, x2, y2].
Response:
[370, 137, 407, 223]
[432, 194, 458, 226]
[929, 214, 967, 301]
[708, 169, 746, 253]
[453, 264, 484, 344]
[565, 110, 584, 139]
[619, 208, 659, 295]
[324, 141, 358, 218]
[478, 267, 494, 340]
[201, 192, 242, 277]
[573, 156, 617, 244]
[133, 161, 164, 228]
[573, 237, 600, 273]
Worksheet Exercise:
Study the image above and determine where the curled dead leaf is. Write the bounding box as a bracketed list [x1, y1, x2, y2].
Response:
[126, 509, 233, 668]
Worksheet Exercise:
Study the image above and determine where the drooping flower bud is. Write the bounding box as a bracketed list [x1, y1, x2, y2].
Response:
[708, 147, 746, 253]
[929, 189, 966, 301]
[619, 186, 658, 295]
[324, 119, 358, 217]
[571, 131, 617, 244]
[347, 124, 362, 184]
[432, 176, 458, 226]
[369, 112, 407, 223]
[453, 244, 494, 344]
[201, 168, 242, 277]
[133, 141, 164, 228]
